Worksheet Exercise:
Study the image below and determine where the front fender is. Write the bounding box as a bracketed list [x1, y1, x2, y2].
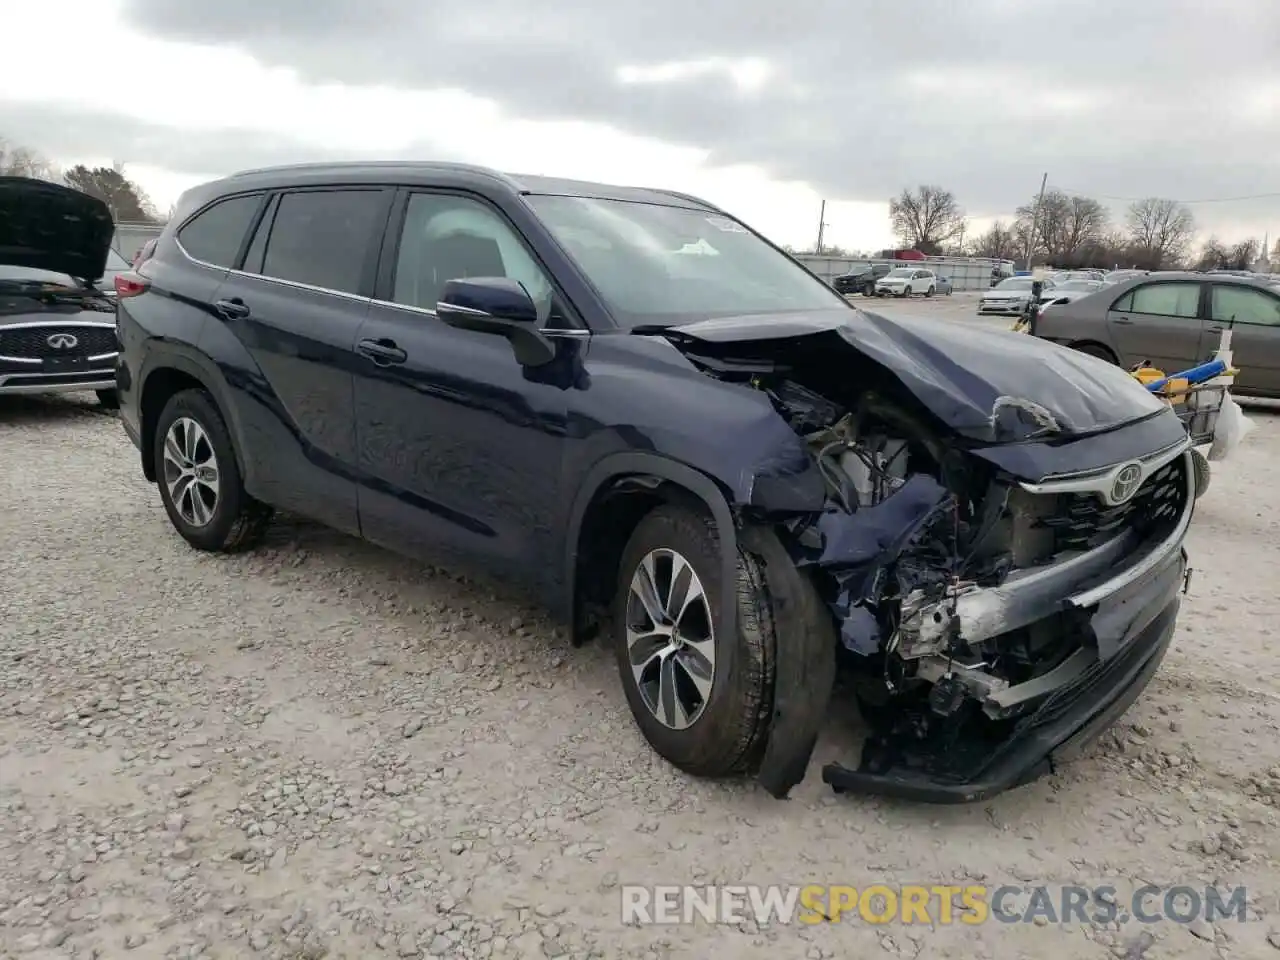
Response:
[564, 449, 834, 799]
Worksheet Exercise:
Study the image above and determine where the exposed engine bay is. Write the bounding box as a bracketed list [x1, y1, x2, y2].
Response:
[674, 331, 1194, 799]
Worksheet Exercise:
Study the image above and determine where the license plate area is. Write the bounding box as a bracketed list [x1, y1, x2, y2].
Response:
[42, 355, 90, 373]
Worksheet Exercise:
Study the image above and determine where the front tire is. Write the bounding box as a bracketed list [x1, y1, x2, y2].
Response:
[153, 389, 273, 553]
[96, 389, 119, 409]
[862, 282, 875, 297]
[613, 505, 775, 778]
[925, 286, 935, 298]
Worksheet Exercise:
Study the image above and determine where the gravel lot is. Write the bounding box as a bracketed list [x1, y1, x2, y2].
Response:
[3, 297, 1280, 959]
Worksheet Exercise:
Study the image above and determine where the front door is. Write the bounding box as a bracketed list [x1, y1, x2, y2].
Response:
[352, 189, 579, 591]
[1207, 282, 1280, 396]
[207, 186, 392, 534]
[1105, 279, 1206, 373]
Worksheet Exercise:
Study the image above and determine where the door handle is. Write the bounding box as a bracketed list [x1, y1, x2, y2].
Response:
[1113, 315, 1134, 325]
[214, 298, 250, 321]
[357, 338, 407, 366]
[1207, 324, 1226, 332]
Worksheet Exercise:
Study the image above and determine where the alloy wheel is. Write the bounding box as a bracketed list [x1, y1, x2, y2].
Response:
[624, 548, 716, 730]
[162, 417, 220, 527]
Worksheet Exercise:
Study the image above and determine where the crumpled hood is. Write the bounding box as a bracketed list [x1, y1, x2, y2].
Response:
[662, 307, 1168, 442]
[0, 176, 114, 282]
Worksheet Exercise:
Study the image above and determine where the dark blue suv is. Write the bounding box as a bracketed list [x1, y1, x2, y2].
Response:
[115, 162, 1197, 802]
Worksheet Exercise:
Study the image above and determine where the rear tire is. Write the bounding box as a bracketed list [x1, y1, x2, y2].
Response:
[612, 505, 776, 778]
[1069, 341, 1119, 365]
[96, 389, 119, 409]
[1191, 448, 1211, 499]
[153, 389, 273, 553]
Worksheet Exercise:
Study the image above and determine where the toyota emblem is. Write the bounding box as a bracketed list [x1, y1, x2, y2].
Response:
[1108, 462, 1144, 505]
[46, 333, 79, 350]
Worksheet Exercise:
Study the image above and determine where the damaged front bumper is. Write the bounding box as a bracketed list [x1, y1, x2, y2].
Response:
[821, 447, 1196, 803]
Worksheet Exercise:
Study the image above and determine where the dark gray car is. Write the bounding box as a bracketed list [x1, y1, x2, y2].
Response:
[1031, 272, 1280, 397]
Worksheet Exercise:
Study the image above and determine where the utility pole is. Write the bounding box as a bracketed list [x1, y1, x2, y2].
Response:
[815, 199, 828, 255]
[1023, 172, 1048, 270]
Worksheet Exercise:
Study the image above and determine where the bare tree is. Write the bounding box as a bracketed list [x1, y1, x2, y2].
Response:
[1125, 197, 1195, 269]
[1195, 236, 1229, 271]
[972, 220, 1019, 261]
[1013, 190, 1109, 264]
[888, 185, 965, 254]
[0, 138, 60, 180]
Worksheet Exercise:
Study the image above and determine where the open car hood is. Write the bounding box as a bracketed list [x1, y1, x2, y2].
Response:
[0, 176, 115, 282]
[660, 308, 1168, 443]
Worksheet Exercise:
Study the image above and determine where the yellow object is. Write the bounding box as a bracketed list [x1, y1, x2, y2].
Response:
[1131, 366, 1165, 387]
[1162, 377, 1189, 405]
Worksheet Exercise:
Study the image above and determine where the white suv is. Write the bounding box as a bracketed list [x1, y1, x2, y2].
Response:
[875, 267, 937, 298]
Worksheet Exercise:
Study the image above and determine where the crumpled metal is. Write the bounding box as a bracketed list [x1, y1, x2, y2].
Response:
[787, 474, 953, 655]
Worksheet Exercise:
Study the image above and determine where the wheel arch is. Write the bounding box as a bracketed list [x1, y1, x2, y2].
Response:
[564, 453, 740, 652]
[1066, 339, 1119, 365]
[138, 345, 250, 486]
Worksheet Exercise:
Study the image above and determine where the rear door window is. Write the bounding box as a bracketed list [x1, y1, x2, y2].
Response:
[1113, 281, 1201, 319]
[255, 189, 387, 295]
[177, 194, 263, 268]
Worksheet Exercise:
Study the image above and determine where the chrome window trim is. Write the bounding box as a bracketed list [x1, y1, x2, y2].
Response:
[174, 235, 374, 304]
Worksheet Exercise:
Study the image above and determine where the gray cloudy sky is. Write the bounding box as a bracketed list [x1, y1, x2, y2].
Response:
[2, 0, 1277, 246]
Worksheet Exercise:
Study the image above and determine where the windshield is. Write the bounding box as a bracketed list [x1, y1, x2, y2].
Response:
[995, 277, 1034, 290]
[0, 264, 79, 286]
[524, 195, 844, 327]
[1058, 280, 1100, 291]
[884, 268, 914, 279]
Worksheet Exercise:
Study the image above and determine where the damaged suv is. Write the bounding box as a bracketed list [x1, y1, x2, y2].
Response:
[115, 162, 1196, 802]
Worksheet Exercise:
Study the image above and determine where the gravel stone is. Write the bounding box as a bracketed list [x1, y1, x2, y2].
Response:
[1, 362, 1278, 958]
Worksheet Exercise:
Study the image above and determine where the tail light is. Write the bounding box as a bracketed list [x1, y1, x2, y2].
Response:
[115, 272, 150, 298]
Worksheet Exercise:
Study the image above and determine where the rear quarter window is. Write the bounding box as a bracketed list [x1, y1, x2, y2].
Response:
[177, 194, 264, 269]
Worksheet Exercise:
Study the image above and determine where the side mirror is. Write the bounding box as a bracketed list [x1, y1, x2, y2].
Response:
[436, 277, 555, 367]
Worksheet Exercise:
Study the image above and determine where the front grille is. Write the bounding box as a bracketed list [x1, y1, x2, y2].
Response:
[0, 325, 118, 359]
[1038, 455, 1188, 554]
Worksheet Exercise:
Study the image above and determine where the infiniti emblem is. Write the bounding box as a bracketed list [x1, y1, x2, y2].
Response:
[1108, 462, 1144, 505]
[47, 333, 79, 350]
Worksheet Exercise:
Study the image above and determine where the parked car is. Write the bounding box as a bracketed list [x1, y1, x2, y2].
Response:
[1038, 278, 1105, 308]
[96, 247, 132, 298]
[1103, 269, 1149, 286]
[832, 262, 892, 297]
[875, 267, 936, 297]
[1029, 272, 1280, 397]
[978, 276, 1055, 315]
[935, 275, 953, 295]
[0, 176, 120, 407]
[115, 161, 1197, 802]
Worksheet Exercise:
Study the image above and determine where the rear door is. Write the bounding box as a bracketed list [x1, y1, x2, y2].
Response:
[1105, 279, 1205, 372]
[203, 185, 393, 533]
[1207, 282, 1280, 396]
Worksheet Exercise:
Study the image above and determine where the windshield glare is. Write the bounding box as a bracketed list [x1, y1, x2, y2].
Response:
[525, 195, 844, 326]
[884, 268, 914, 279]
